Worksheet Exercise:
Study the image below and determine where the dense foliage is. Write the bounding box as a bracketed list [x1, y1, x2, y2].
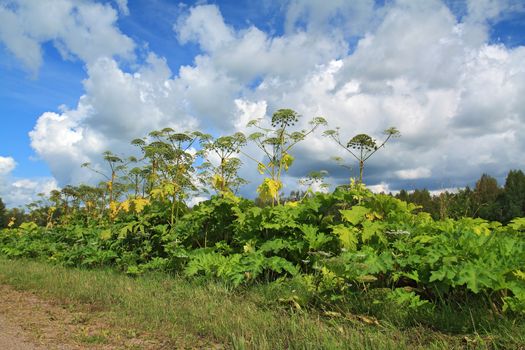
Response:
[1, 183, 525, 319]
[1, 109, 524, 338]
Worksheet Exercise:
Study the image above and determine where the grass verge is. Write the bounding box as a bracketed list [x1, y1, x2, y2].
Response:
[0, 257, 522, 349]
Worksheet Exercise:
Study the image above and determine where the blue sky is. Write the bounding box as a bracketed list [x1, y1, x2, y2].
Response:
[1, 0, 525, 207]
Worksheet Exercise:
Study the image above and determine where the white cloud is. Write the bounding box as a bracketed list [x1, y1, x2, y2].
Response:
[29, 54, 200, 185]
[114, 0, 129, 16]
[0, 0, 134, 72]
[368, 182, 392, 194]
[284, 0, 376, 36]
[396, 167, 432, 180]
[175, 4, 349, 83]
[0, 156, 59, 207]
[465, 0, 524, 23]
[187, 196, 208, 208]
[0, 156, 16, 175]
[233, 99, 267, 132]
[174, 4, 234, 52]
[2, 178, 59, 208]
[0, 5, 42, 71]
[1, 0, 522, 203]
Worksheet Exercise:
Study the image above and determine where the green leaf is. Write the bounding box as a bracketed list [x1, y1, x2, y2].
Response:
[331, 224, 358, 251]
[300, 224, 332, 250]
[340, 206, 370, 225]
[361, 221, 385, 243]
[509, 217, 525, 231]
[99, 229, 112, 241]
[456, 263, 493, 293]
[430, 266, 457, 283]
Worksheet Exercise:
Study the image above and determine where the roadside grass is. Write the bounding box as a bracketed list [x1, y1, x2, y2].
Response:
[0, 257, 522, 349]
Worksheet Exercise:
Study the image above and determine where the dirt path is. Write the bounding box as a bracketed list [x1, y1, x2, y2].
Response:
[0, 312, 43, 350]
[0, 285, 165, 349]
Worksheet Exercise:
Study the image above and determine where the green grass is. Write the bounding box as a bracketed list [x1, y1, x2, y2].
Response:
[0, 257, 522, 349]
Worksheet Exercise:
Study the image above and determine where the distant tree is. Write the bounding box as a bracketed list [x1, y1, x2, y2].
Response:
[501, 169, 525, 222]
[473, 174, 502, 221]
[410, 189, 439, 219]
[4, 207, 27, 228]
[324, 127, 400, 183]
[446, 187, 475, 219]
[0, 197, 6, 228]
[396, 189, 410, 203]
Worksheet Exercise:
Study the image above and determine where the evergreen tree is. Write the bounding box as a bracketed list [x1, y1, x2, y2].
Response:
[473, 174, 502, 221]
[501, 169, 525, 222]
[410, 189, 439, 219]
[0, 197, 6, 228]
[396, 189, 410, 202]
[447, 187, 474, 219]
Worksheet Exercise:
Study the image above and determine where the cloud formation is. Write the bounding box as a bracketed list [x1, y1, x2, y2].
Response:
[0, 155, 58, 207]
[0, 0, 134, 72]
[0, 0, 523, 203]
[0, 156, 16, 175]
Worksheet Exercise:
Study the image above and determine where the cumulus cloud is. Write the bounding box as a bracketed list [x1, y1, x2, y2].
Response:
[174, 3, 349, 82]
[6, 178, 59, 207]
[0, 0, 134, 72]
[114, 0, 129, 16]
[284, 0, 377, 36]
[29, 54, 199, 185]
[0, 0, 523, 201]
[465, 0, 524, 23]
[368, 182, 392, 194]
[175, 4, 234, 52]
[0, 156, 16, 175]
[395, 167, 432, 180]
[0, 156, 58, 207]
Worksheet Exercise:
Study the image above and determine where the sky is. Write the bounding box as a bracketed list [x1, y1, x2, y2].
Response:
[0, 0, 524, 207]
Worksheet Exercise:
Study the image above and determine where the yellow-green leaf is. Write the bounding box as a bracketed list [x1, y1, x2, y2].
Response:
[257, 162, 266, 175]
[257, 178, 282, 202]
[331, 224, 358, 251]
[99, 229, 112, 241]
[282, 153, 294, 171]
[340, 206, 370, 225]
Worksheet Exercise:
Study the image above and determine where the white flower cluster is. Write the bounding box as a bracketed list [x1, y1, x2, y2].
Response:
[386, 230, 411, 236]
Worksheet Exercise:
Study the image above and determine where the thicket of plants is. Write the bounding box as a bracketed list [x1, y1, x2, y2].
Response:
[1, 109, 525, 327]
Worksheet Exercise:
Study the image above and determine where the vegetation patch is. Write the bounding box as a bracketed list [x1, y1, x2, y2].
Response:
[0, 109, 524, 348]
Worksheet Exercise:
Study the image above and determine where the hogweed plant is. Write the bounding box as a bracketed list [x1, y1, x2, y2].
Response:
[324, 127, 400, 183]
[198, 133, 247, 195]
[82, 151, 137, 220]
[132, 128, 202, 225]
[244, 109, 327, 205]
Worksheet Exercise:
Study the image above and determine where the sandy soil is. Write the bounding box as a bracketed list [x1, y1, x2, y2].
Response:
[0, 285, 166, 349]
[0, 312, 43, 350]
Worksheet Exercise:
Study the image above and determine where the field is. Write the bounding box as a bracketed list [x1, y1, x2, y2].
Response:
[1, 257, 522, 349]
[1, 182, 525, 349]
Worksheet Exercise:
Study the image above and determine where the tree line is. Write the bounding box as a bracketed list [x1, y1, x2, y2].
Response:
[1, 169, 523, 228]
[394, 170, 525, 223]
